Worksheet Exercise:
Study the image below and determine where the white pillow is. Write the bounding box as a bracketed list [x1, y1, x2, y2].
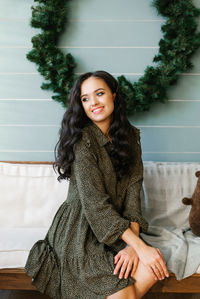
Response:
[0, 228, 48, 268]
[142, 161, 200, 229]
[0, 162, 69, 228]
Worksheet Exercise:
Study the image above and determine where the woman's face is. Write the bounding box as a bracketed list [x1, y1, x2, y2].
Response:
[80, 76, 116, 130]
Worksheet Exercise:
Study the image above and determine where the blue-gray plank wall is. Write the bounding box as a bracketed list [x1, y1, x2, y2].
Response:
[0, 0, 200, 162]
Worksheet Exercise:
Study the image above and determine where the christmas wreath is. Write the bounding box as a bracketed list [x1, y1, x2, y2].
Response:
[27, 0, 200, 115]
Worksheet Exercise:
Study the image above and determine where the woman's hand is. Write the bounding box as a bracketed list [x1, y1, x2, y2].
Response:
[136, 244, 169, 281]
[113, 245, 139, 279]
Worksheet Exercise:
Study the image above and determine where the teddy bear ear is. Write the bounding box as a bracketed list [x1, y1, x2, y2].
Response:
[182, 197, 192, 205]
[195, 171, 200, 178]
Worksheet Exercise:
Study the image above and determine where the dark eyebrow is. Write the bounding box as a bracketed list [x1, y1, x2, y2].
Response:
[81, 88, 105, 99]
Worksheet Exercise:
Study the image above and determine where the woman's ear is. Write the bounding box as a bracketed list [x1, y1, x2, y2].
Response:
[113, 92, 116, 101]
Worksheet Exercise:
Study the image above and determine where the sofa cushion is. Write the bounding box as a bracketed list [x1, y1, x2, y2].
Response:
[141, 161, 200, 230]
[141, 161, 200, 280]
[0, 228, 48, 268]
[1, 161, 200, 274]
[0, 162, 69, 228]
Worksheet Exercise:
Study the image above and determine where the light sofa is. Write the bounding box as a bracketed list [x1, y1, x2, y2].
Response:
[0, 160, 200, 293]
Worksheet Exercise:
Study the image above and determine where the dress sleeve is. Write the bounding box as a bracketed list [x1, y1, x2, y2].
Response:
[72, 142, 131, 247]
[122, 128, 149, 233]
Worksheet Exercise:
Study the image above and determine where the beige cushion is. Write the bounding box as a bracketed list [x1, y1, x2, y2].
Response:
[0, 162, 68, 228]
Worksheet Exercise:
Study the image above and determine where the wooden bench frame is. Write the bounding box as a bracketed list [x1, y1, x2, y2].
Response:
[0, 269, 200, 293]
[0, 161, 200, 293]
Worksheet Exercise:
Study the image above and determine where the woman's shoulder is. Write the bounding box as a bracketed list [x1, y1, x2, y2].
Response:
[73, 123, 141, 153]
[129, 124, 140, 135]
[128, 124, 141, 146]
[73, 124, 97, 156]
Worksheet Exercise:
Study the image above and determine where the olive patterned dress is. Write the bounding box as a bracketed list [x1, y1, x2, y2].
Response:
[24, 121, 148, 299]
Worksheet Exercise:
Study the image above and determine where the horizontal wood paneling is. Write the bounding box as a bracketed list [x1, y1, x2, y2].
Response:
[0, 75, 52, 99]
[1, 150, 200, 163]
[0, 127, 59, 151]
[0, 151, 55, 162]
[0, 48, 159, 73]
[139, 127, 200, 152]
[0, 20, 39, 47]
[0, 0, 200, 162]
[0, 74, 200, 100]
[1, 48, 200, 74]
[0, 100, 200, 126]
[130, 101, 200, 126]
[0, 20, 164, 47]
[0, 127, 200, 162]
[0, 0, 162, 20]
[0, 100, 64, 125]
[142, 153, 200, 163]
[0, 0, 34, 19]
[2, 126, 200, 152]
[167, 71, 200, 100]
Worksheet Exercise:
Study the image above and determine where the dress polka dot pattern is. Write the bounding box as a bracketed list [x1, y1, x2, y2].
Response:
[24, 121, 148, 299]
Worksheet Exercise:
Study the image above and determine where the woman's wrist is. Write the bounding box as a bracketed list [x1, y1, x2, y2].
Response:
[126, 222, 140, 247]
[121, 227, 145, 254]
[130, 221, 140, 237]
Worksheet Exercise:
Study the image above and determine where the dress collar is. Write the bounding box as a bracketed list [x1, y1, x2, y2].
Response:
[86, 122, 112, 147]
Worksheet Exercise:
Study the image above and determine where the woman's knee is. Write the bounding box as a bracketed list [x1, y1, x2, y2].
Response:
[131, 260, 158, 298]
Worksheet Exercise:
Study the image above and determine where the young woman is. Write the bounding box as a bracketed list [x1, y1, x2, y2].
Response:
[24, 70, 169, 299]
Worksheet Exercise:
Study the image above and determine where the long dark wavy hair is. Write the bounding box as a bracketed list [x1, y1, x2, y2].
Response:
[53, 70, 135, 182]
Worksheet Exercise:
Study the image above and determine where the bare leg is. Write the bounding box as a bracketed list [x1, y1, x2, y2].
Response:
[106, 260, 157, 299]
[105, 283, 137, 299]
[132, 260, 158, 299]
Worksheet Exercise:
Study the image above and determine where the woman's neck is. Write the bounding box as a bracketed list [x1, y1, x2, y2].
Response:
[92, 121, 110, 135]
[92, 121, 112, 142]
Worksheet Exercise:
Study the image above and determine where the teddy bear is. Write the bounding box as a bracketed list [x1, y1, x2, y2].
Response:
[182, 171, 200, 237]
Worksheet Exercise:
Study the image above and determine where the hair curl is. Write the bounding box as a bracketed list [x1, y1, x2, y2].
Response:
[53, 70, 136, 181]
